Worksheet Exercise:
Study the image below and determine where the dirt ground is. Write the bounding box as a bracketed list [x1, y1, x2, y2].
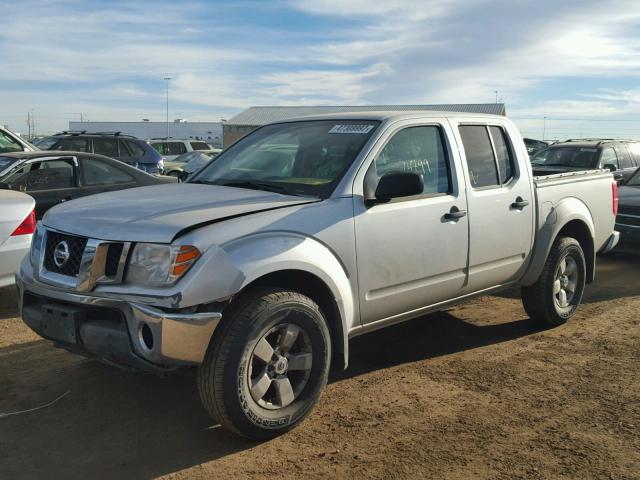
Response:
[1, 253, 639, 480]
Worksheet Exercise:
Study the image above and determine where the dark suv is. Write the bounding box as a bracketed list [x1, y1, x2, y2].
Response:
[531, 139, 640, 183]
[42, 132, 163, 173]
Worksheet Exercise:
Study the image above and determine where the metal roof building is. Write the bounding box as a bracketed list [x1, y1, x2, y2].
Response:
[223, 104, 506, 146]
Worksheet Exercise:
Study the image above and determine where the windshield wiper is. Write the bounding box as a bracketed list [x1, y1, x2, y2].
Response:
[221, 181, 295, 195]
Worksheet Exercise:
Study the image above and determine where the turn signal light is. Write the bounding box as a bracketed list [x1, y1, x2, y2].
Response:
[11, 209, 36, 236]
[171, 246, 201, 278]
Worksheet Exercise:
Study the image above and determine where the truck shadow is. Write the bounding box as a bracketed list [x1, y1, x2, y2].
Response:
[332, 311, 542, 382]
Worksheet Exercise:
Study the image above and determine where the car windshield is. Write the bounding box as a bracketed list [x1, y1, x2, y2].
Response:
[33, 137, 58, 149]
[190, 120, 379, 197]
[627, 168, 640, 186]
[0, 156, 19, 173]
[531, 146, 600, 168]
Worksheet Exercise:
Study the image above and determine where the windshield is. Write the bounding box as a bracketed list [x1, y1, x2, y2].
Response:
[627, 168, 640, 186]
[531, 146, 600, 168]
[33, 137, 58, 149]
[190, 120, 379, 197]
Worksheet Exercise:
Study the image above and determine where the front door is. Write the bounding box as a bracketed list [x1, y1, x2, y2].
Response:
[354, 122, 469, 324]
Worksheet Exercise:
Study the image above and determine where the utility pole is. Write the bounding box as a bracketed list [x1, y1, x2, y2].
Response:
[164, 77, 172, 139]
[495, 90, 498, 103]
[542, 116, 547, 141]
[27, 111, 31, 139]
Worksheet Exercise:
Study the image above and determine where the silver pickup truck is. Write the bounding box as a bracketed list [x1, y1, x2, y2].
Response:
[17, 112, 619, 439]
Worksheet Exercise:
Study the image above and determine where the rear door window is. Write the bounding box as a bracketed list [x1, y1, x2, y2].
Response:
[82, 157, 135, 186]
[459, 126, 500, 188]
[489, 126, 515, 184]
[166, 142, 187, 155]
[51, 138, 90, 152]
[92, 138, 120, 158]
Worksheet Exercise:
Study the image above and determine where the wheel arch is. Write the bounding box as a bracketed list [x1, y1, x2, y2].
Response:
[521, 198, 596, 286]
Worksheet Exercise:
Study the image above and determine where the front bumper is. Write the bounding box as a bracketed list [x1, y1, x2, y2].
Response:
[17, 268, 221, 371]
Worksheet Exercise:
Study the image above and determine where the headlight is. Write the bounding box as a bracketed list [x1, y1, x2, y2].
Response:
[30, 223, 43, 266]
[126, 243, 201, 287]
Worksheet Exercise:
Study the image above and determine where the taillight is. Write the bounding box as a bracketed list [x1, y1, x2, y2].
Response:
[11, 209, 36, 236]
[612, 181, 619, 217]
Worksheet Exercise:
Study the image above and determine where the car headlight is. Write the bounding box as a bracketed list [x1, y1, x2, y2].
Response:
[126, 243, 201, 287]
[30, 223, 44, 266]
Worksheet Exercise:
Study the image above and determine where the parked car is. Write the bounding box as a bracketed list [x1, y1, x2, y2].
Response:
[42, 132, 163, 174]
[0, 126, 37, 153]
[531, 139, 640, 183]
[523, 138, 549, 157]
[0, 190, 35, 287]
[149, 139, 214, 161]
[17, 112, 618, 439]
[615, 167, 640, 252]
[0, 151, 177, 218]
[163, 149, 221, 179]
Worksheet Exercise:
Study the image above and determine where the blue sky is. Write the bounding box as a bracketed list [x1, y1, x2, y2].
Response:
[2, 0, 640, 139]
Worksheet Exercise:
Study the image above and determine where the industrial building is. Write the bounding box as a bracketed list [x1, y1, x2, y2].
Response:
[67, 120, 223, 147]
[222, 104, 506, 146]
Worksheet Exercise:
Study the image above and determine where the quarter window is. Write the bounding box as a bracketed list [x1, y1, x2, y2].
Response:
[190, 142, 210, 150]
[374, 126, 451, 195]
[613, 145, 634, 169]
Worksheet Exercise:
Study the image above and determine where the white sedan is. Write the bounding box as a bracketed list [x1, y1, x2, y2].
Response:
[0, 190, 35, 287]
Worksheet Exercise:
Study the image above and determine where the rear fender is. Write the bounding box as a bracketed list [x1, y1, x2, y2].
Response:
[521, 197, 595, 286]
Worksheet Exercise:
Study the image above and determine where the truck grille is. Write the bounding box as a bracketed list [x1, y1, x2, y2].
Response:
[43, 231, 88, 276]
[39, 228, 130, 291]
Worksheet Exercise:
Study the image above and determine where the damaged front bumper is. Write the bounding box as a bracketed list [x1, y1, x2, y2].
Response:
[17, 267, 221, 372]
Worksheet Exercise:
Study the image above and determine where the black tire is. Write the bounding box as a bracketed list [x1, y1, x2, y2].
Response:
[522, 236, 586, 326]
[197, 288, 331, 439]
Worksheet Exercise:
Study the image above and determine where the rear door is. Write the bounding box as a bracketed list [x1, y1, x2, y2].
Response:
[451, 120, 535, 292]
[354, 120, 469, 324]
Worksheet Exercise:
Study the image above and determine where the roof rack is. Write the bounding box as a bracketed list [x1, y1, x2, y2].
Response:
[54, 131, 137, 138]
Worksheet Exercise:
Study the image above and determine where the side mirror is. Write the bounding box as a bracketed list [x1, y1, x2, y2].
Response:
[366, 172, 423, 204]
[603, 164, 617, 172]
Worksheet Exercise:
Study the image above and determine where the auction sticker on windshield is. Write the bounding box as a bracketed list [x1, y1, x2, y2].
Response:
[329, 124, 375, 134]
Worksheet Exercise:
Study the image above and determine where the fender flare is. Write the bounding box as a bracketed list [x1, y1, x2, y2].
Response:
[221, 231, 355, 367]
[521, 197, 595, 286]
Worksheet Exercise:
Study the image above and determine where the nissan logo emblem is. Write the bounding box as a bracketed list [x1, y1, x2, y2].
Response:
[53, 240, 71, 268]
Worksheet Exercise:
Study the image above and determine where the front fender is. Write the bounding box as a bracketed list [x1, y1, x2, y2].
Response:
[521, 197, 595, 286]
[221, 231, 354, 365]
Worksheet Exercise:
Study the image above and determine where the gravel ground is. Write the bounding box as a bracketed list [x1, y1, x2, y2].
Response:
[0, 253, 638, 479]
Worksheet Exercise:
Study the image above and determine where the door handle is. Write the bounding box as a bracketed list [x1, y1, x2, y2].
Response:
[444, 207, 467, 220]
[511, 197, 529, 209]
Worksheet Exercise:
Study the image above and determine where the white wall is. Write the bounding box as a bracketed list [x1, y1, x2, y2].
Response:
[68, 121, 223, 147]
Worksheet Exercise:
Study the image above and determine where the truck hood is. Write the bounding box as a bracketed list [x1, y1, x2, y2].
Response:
[42, 183, 320, 243]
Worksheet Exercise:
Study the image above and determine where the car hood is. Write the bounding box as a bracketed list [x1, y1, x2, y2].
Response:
[42, 183, 320, 243]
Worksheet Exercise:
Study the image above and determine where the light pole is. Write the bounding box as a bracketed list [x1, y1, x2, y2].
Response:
[164, 77, 171, 139]
[542, 116, 547, 141]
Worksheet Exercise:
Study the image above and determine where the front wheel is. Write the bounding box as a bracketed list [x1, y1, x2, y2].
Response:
[197, 288, 331, 439]
[522, 236, 586, 326]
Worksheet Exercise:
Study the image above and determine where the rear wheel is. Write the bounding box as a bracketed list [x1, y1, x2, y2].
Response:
[197, 288, 331, 439]
[522, 236, 586, 326]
